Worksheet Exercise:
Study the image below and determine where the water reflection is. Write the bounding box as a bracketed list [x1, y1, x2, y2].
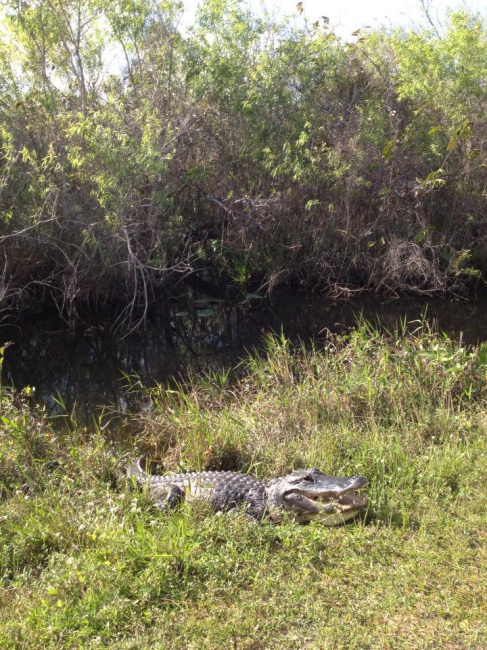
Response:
[2, 290, 487, 421]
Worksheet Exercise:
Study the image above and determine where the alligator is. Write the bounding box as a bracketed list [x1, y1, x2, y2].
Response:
[128, 459, 368, 525]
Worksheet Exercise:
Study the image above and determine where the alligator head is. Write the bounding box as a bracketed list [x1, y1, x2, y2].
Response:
[265, 468, 368, 525]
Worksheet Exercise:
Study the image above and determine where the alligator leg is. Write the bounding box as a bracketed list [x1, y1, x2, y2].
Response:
[150, 484, 186, 510]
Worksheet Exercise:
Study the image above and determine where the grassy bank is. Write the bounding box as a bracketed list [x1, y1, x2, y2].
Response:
[1, 326, 487, 648]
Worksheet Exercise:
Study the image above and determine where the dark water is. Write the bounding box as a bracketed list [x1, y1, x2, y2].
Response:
[2, 289, 487, 421]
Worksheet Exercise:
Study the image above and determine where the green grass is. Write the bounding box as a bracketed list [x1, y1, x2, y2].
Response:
[1, 324, 486, 648]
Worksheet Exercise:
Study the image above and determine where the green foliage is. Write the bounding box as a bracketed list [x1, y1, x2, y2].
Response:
[1, 3, 487, 323]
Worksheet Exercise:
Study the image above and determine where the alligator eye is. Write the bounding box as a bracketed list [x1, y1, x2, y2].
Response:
[290, 474, 315, 484]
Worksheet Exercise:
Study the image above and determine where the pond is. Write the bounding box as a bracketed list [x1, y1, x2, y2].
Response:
[2, 288, 487, 422]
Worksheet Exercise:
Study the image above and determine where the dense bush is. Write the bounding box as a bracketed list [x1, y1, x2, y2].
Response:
[1, 1, 486, 326]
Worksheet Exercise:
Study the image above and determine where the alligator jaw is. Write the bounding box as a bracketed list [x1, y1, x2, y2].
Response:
[310, 492, 369, 525]
[303, 476, 368, 524]
[268, 471, 369, 525]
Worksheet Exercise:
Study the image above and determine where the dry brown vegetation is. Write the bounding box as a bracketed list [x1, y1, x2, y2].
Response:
[0, 3, 486, 329]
